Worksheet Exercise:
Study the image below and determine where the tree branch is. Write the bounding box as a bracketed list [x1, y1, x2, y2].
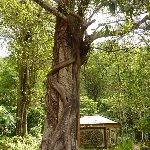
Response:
[89, 15, 150, 42]
[50, 58, 75, 75]
[83, 19, 96, 30]
[33, 0, 83, 22]
[51, 78, 68, 106]
[89, 30, 117, 43]
[133, 15, 150, 29]
[68, 11, 83, 21]
[33, 0, 67, 20]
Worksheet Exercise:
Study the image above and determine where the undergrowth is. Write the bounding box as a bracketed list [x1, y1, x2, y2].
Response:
[0, 134, 41, 150]
[80, 139, 134, 150]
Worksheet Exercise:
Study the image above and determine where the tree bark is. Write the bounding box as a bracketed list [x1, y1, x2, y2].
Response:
[16, 53, 35, 136]
[40, 14, 83, 149]
[16, 65, 28, 136]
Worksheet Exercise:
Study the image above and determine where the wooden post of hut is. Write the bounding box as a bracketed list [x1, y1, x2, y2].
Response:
[80, 115, 121, 149]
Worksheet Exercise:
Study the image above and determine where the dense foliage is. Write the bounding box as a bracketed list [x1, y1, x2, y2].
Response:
[80, 46, 150, 142]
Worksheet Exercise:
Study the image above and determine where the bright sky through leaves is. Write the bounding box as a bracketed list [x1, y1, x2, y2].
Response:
[0, 39, 8, 57]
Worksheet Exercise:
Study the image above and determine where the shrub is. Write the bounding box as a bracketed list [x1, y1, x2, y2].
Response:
[0, 105, 15, 135]
[0, 134, 41, 150]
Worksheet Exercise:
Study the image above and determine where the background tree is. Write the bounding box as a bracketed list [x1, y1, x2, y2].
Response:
[81, 53, 108, 101]
[0, 0, 54, 136]
[80, 96, 98, 116]
[81, 45, 150, 142]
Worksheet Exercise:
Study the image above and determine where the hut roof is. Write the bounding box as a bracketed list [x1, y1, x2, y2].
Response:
[80, 115, 118, 125]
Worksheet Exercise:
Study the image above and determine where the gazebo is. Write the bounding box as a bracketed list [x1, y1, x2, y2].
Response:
[80, 115, 121, 149]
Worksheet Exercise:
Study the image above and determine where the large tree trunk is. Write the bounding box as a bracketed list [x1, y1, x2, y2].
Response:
[40, 15, 83, 149]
